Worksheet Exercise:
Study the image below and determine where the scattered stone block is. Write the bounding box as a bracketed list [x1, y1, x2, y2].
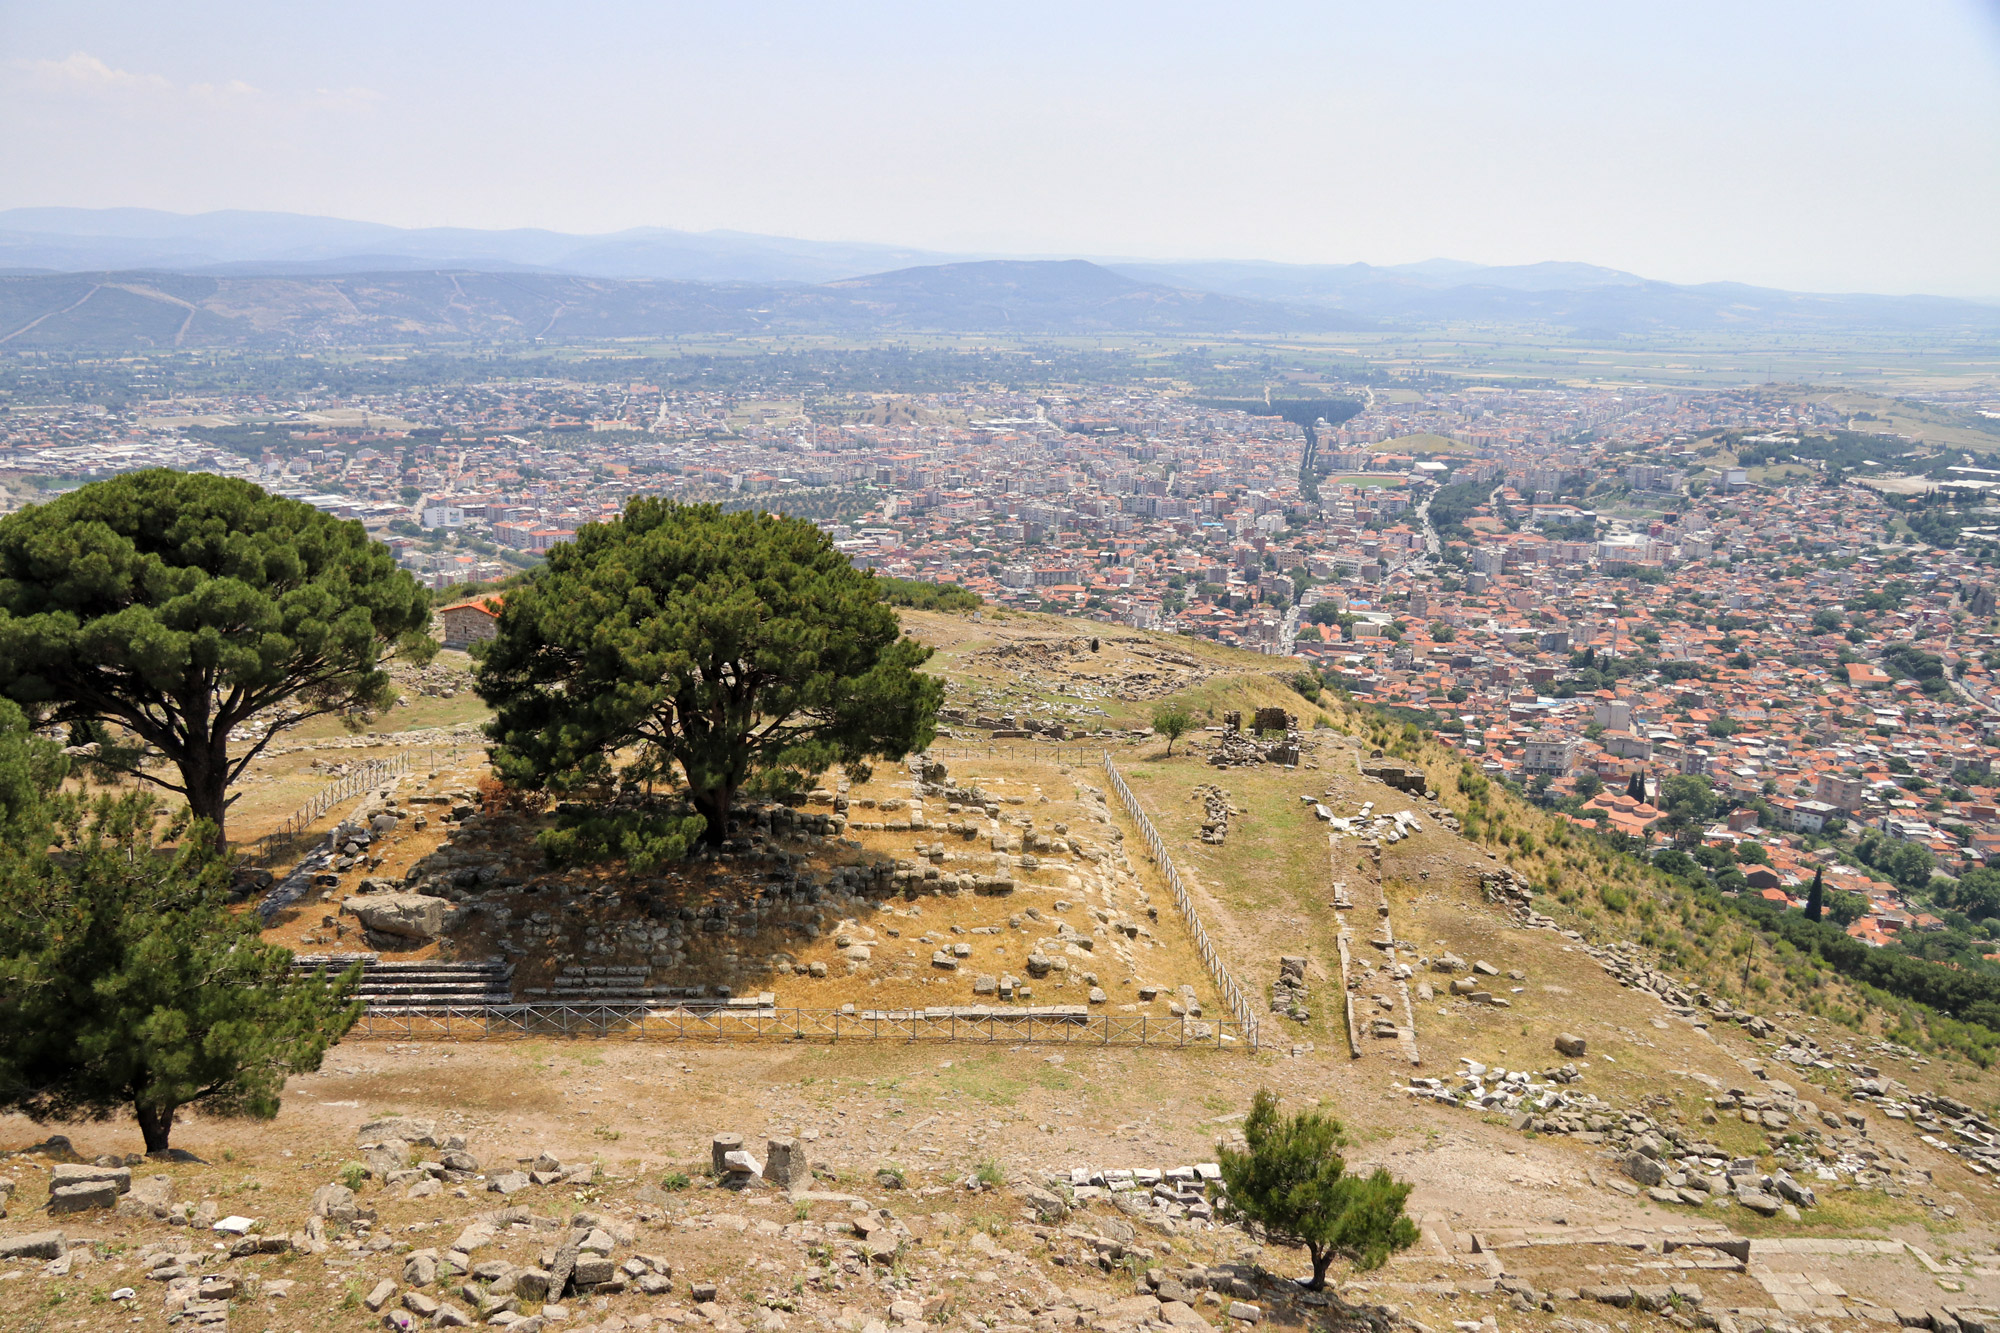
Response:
[310, 1182, 358, 1223]
[48, 1180, 119, 1214]
[765, 1138, 809, 1190]
[0, 1231, 65, 1261]
[360, 1117, 439, 1147]
[50, 1163, 130, 1194]
[1622, 1155, 1663, 1188]
[1735, 1188, 1783, 1216]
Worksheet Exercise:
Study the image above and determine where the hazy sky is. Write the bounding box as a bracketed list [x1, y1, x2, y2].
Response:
[4, 1, 1999, 297]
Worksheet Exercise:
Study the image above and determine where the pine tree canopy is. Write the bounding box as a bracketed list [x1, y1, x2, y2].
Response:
[1215, 1089, 1418, 1290]
[477, 499, 943, 849]
[0, 699, 359, 1152]
[0, 470, 435, 848]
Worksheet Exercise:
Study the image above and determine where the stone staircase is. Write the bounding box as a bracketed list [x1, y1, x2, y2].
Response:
[292, 955, 514, 1013]
[522, 966, 776, 1013]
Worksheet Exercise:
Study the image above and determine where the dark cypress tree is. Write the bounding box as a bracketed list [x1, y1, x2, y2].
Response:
[1627, 771, 1647, 803]
[1805, 866, 1825, 923]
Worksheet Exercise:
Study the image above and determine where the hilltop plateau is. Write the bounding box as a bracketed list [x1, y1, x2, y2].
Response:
[6, 609, 2000, 1333]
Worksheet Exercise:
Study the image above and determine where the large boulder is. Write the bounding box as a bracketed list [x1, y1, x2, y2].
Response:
[361, 1140, 410, 1177]
[343, 893, 457, 942]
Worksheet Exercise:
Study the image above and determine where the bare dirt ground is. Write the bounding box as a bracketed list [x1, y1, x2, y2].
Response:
[900, 609, 1306, 735]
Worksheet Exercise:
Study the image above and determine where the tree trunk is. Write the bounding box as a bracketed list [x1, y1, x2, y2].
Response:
[1307, 1244, 1333, 1292]
[137, 1102, 175, 1154]
[182, 742, 232, 853]
[691, 783, 734, 846]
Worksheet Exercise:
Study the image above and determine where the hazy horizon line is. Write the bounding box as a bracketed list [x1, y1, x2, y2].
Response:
[5, 204, 1995, 304]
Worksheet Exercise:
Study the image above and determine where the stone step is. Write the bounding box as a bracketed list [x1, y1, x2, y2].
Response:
[528, 984, 718, 997]
[333, 964, 510, 975]
[536, 980, 776, 1000]
[360, 984, 516, 996]
[292, 957, 510, 976]
[534, 982, 733, 998]
[360, 1001, 787, 1019]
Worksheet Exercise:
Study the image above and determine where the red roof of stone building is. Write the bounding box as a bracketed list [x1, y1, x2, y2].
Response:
[439, 594, 505, 618]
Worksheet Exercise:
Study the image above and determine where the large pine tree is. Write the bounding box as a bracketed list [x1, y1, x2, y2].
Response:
[0, 470, 435, 849]
[477, 500, 943, 847]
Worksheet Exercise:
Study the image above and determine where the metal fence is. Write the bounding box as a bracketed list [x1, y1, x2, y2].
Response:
[248, 744, 480, 864]
[1101, 755, 1262, 1051]
[925, 744, 1116, 766]
[346, 1004, 1248, 1048]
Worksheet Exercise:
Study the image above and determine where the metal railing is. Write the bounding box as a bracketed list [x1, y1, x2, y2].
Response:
[925, 744, 1115, 766]
[247, 744, 481, 864]
[1101, 755, 1262, 1051]
[346, 1003, 1247, 1047]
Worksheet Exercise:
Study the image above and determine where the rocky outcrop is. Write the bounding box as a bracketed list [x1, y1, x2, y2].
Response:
[342, 892, 459, 943]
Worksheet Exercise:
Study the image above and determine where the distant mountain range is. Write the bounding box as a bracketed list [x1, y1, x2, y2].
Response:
[0, 207, 958, 284]
[0, 262, 1345, 349]
[1, 207, 1996, 346]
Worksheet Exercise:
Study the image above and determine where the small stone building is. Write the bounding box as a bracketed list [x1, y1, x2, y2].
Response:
[437, 595, 504, 650]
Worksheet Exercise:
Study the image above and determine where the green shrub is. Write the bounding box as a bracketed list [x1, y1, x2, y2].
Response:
[537, 805, 709, 872]
[873, 576, 982, 611]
